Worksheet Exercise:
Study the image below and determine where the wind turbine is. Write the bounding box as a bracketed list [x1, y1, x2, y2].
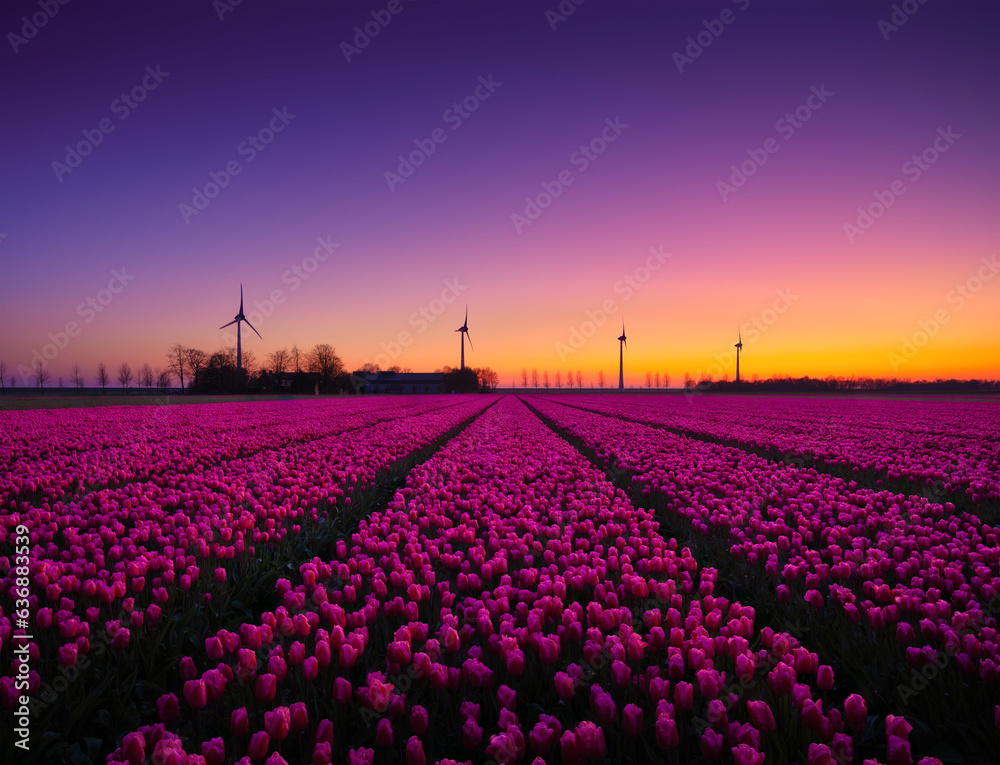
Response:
[734, 328, 743, 383]
[618, 320, 627, 390]
[455, 305, 473, 370]
[219, 284, 261, 371]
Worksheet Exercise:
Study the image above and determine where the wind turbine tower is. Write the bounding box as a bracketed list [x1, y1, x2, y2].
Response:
[734, 329, 743, 383]
[455, 306, 473, 370]
[219, 284, 262, 371]
[618, 321, 627, 391]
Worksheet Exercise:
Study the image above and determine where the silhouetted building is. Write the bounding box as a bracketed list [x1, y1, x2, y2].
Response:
[351, 371, 444, 394]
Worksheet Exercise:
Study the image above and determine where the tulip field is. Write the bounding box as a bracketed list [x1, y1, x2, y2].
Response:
[1, 394, 998, 764]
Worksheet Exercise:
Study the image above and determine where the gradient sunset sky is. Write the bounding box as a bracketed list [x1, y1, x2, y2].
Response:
[1, 0, 998, 387]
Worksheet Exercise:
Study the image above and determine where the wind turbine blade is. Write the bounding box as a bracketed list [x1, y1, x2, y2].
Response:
[244, 318, 262, 339]
[465, 332, 473, 352]
[220, 320, 238, 330]
[240, 284, 244, 314]
[465, 305, 468, 324]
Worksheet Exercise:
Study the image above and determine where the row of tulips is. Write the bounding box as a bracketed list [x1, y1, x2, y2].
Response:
[108, 396, 935, 764]
[557, 394, 999, 504]
[523, 394, 1000, 757]
[1, 397, 473, 508]
[0, 396, 498, 761]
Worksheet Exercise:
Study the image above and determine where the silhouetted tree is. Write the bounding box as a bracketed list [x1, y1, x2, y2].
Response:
[0, 359, 7, 394]
[521, 368, 528, 389]
[576, 370, 583, 389]
[268, 348, 290, 375]
[290, 344, 303, 373]
[646, 372, 653, 389]
[157, 369, 171, 392]
[117, 362, 132, 392]
[184, 348, 208, 391]
[555, 371, 562, 389]
[543, 371, 550, 389]
[97, 363, 109, 392]
[480, 367, 499, 392]
[598, 371, 606, 389]
[531, 368, 539, 389]
[241, 349, 258, 378]
[167, 343, 186, 390]
[140, 363, 154, 390]
[33, 359, 50, 390]
[309, 344, 344, 390]
[470, 367, 498, 392]
[663, 373, 670, 389]
[71, 364, 84, 391]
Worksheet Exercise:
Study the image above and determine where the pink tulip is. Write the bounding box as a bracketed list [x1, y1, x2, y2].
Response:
[264, 707, 290, 742]
[302, 655, 319, 681]
[183, 679, 208, 710]
[255, 673, 276, 703]
[463, 717, 482, 750]
[290, 702, 308, 732]
[674, 680, 694, 711]
[205, 636, 224, 661]
[405, 736, 426, 765]
[248, 731, 270, 760]
[312, 742, 332, 765]
[844, 693, 867, 731]
[886, 714, 913, 740]
[230, 707, 249, 736]
[806, 743, 836, 765]
[333, 677, 353, 704]
[611, 658, 631, 687]
[832, 733, 853, 763]
[58, 643, 78, 668]
[410, 704, 428, 736]
[887, 735, 913, 765]
[701, 728, 724, 760]
[817, 665, 834, 691]
[497, 685, 516, 711]
[201, 737, 225, 765]
[376, 718, 393, 748]
[747, 700, 776, 733]
[624, 703, 643, 736]
[156, 693, 180, 723]
[112, 628, 131, 650]
[655, 714, 679, 750]
[347, 749, 374, 765]
[554, 671, 576, 699]
[122, 732, 145, 765]
[560, 730, 581, 765]
[697, 668, 720, 699]
[732, 743, 766, 765]
[314, 718, 335, 745]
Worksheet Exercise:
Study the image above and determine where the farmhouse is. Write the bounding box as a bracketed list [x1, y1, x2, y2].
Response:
[352, 371, 445, 394]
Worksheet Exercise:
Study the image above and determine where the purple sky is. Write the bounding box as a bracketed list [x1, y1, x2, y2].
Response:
[1, 0, 998, 386]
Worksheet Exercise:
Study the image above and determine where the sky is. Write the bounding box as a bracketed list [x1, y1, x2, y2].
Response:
[1, 0, 998, 387]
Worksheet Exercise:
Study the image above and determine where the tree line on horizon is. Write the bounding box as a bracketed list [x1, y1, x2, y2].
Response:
[0, 343, 502, 395]
[0, 353, 994, 396]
